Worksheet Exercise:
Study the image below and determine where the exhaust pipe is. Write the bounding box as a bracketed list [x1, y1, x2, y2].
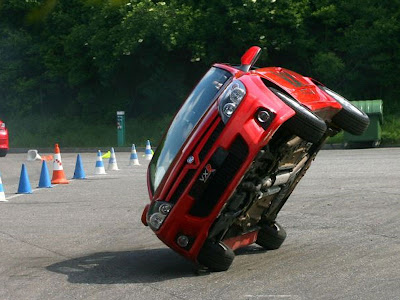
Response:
[262, 155, 309, 189]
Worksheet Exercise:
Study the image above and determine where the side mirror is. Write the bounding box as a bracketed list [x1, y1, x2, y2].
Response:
[238, 46, 261, 72]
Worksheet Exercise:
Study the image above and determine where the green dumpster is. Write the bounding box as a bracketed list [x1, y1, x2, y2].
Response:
[343, 100, 383, 147]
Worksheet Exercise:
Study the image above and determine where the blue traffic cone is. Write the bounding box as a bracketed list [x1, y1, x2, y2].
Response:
[17, 164, 32, 194]
[38, 160, 52, 188]
[73, 154, 86, 179]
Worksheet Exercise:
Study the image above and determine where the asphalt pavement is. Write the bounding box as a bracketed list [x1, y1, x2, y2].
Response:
[0, 148, 399, 300]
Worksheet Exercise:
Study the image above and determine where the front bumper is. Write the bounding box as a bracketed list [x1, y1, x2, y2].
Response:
[144, 75, 296, 261]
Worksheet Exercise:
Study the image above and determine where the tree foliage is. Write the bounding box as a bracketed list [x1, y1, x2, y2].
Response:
[0, 0, 399, 123]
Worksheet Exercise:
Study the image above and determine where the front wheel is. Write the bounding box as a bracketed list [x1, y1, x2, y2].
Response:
[197, 241, 235, 271]
[256, 222, 287, 250]
[270, 88, 327, 143]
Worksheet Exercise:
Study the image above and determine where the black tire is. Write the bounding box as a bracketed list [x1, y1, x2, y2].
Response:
[332, 105, 370, 135]
[285, 111, 327, 143]
[256, 222, 287, 250]
[0, 150, 7, 157]
[271, 88, 327, 143]
[320, 86, 370, 135]
[197, 241, 235, 271]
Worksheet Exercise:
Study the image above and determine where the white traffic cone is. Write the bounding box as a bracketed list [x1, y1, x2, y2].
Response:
[0, 172, 7, 202]
[145, 140, 153, 160]
[129, 144, 140, 166]
[95, 150, 107, 175]
[27, 149, 42, 161]
[108, 147, 119, 170]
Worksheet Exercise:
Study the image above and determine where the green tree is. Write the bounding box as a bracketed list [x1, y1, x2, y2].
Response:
[1, 0, 399, 123]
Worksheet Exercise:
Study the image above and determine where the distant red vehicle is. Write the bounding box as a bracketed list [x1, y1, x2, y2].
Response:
[141, 46, 369, 271]
[0, 119, 9, 157]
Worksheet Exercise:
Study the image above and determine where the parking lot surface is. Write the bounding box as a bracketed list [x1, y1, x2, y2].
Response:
[0, 148, 399, 300]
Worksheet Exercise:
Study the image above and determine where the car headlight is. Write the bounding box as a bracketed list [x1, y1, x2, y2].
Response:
[147, 201, 173, 231]
[218, 80, 246, 123]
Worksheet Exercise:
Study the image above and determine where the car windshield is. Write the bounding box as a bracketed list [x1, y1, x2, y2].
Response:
[149, 67, 232, 193]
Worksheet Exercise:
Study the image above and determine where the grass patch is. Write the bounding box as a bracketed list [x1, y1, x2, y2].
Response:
[381, 115, 400, 145]
[7, 114, 173, 148]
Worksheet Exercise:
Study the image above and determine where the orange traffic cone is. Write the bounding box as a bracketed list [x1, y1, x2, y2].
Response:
[51, 144, 69, 184]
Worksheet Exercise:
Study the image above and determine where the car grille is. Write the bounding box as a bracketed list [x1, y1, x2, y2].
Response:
[189, 135, 249, 217]
[168, 118, 224, 204]
[169, 169, 196, 204]
[198, 121, 224, 161]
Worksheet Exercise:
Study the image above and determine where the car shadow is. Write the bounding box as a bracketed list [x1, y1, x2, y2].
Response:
[46, 248, 196, 284]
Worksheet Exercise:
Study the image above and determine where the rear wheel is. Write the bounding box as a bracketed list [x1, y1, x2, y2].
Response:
[256, 222, 287, 250]
[320, 86, 370, 135]
[197, 241, 235, 271]
[0, 150, 7, 157]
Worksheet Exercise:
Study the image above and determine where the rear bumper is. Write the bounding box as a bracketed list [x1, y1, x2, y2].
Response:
[0, 140, 9, 150]
[0, 130, 9, 150]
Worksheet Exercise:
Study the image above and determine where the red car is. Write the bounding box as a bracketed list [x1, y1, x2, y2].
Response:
[141, 46, 369, 271]
[0, 119, 9, 157]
